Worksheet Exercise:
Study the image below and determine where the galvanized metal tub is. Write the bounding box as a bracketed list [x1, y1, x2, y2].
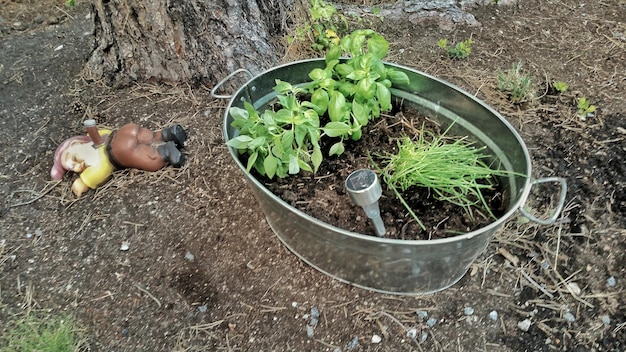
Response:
[218, 59, 565, 295]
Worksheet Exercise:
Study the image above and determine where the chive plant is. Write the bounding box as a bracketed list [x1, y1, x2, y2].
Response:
[376, 125, 512, 230]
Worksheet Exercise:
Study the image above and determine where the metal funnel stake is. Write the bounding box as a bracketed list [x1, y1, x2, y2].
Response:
[345, 169, 386, 237]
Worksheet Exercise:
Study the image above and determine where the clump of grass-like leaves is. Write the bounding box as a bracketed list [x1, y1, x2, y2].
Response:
[0, 313, 85, 352]
[376, 125, 512, 230]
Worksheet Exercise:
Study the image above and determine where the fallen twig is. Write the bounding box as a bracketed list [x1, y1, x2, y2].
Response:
[135, 283, 162, 308]
[8, 181, 61, 208]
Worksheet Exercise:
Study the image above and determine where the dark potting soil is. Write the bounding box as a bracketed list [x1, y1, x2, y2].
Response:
[255, 105, 509, 240]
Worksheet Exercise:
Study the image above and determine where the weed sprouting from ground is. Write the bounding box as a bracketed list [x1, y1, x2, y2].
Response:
[437, 38, 473, 59]
[497, 62, 536, 103]
[576, 96, 596, 121]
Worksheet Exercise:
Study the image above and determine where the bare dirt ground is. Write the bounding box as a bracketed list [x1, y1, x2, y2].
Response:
[1, 0, 625, 351]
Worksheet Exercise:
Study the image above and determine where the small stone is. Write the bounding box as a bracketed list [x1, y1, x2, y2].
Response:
[291, 301, 298, 308]
[601, 315, 611, 325]
[406, 328, 417, 339]
[54, 45, 64, 51]
[426, 317, 437, 328]
[421, 332, 428, 343]
[310, 306, 320, 318]
[371, 334, 382, 344]
[184, 251, 195, 261]
[563, 312, 576, 322]
[607, 276, 616, 287]
[197, 305, 207, 313]
[489, 310, 498, 321]
[120, 242, 130, 251]
[517, 319, 532, 332]
[306, 324, 314, 339]
[346, 336, 359, 350]
[464, 307, 474, 316]
[567, 282, 582, 295]
[416, 310, 428, 320]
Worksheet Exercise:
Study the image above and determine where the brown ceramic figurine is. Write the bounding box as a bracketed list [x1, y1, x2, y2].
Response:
[51, 119, 187, 197]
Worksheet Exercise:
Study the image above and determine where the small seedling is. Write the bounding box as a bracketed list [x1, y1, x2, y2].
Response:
[576, 97, 596, 121]
[437, 38, 473, 59]
[552, 81, 568, 93]
[497, 62, 536, 103]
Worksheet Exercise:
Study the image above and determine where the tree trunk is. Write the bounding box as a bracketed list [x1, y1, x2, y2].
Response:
[84, 0, 290, 86]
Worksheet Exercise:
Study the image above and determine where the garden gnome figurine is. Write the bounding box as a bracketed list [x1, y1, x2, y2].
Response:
[51, 119, 188, 197]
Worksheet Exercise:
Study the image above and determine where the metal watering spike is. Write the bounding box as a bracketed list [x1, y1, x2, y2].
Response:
[345, 169, 386, 237]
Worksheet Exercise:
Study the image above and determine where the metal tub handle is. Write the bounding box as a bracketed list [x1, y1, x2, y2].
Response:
[211, 68, 254, 99]
[519, 177, 568, 225]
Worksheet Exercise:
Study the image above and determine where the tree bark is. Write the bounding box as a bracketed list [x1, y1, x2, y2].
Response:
[84, 0, 290, 86]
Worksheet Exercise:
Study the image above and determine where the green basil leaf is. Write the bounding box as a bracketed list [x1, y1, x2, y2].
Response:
[388, 69, 410, 85]
[376, 82, 392, 112]
[335, 63, 354, 78]
[295, 124, 307, 147]
[329, 141, 345, 156]
[369, 100, 381, 118]
[351, 128, 362, 141]
[248, 136, 266, 149]
[326, 44, 342, 62]
[368, 34, 389, 59]
[281, 129, 294, 149]
[302, 108, 320, 124]
[337, 81, 355, 97]
[271, 144, 284, 159]
[274, 108, 292, 123]
[226, 135, 253, 149]
[311, 147, 323, 173]
[309, 68, 327, 81]
[347, 69, 367, 81]
[264, 154, 278, 179]
[328, 90, 346, 122]
[371, 59, 387, 80]
[273, 80, 292, 93]
[229, 106, 249, 121]
[323, 121, 351, 137]
[350, 33, 366, 56]
[310, 88, 329, 115]
[246, 151, 258, 172]
[351, 100, 369, 126]
[297, 158, 313, 173]
[356, 78, 376, 100]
